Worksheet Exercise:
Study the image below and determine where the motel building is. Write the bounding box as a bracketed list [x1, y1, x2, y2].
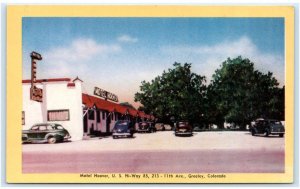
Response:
[22, 77, 154, 141]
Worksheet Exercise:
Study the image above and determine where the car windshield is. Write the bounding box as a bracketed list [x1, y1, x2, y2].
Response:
[114, 121, 129, 129]
[178, 122, 188, 127]
[55, 125, 64, 130]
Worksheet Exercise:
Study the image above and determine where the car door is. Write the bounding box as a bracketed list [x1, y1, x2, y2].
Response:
[256, 121, 264, 133]
[27, 125, 39, 141]
[37, 125, 48, 140]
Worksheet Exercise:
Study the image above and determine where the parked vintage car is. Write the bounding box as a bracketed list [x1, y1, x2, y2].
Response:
[250, 118, 285, 137]
[174, 121, 193, 136]
[112, 120, 135, 139]
[137, 121, 156, 133]
[22, 123, 71, 144]
[155, 123, 165, 131]
[164, 124, 173, 131]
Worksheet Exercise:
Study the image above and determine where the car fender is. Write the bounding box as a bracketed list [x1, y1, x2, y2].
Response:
[251, 128, 258, 135]
[45, 133, 62, 140]
[264, 127, 270, 133]
[45, 133, 55, 140]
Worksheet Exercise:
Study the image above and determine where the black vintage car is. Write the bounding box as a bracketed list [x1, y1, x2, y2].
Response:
[174, 121, 193, 136]
[250, 119, 285, 137]
[137, 121, 156, 133]
[112, 120, 135, 139]
[22, 123, 71, 144]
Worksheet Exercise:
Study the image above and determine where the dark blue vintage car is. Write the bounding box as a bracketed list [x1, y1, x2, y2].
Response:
[250, 119, 285, 137]
[112, 120, 135, 139]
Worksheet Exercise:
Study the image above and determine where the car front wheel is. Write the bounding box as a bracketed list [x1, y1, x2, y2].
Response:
[264, 130, 269, 137]
[279, 133, 284, 137]
[47, 137, 57, 144]
[251, 130, 256, 136]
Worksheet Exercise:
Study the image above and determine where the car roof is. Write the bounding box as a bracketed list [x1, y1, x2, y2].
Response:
[32, 123, 62, 127]
[33, 123, 53, 126]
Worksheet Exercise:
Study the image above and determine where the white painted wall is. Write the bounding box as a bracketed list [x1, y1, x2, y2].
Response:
[22, 84, 44, 128]
[22, 80, 83, 141]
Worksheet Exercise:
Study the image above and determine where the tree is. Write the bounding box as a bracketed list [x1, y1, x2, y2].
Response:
[208, 56, 284, 129]
[134, 62, 206, 124]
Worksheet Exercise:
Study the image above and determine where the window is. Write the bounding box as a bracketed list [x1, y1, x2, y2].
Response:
[39, 126, 47, 131]
[48, 109, 70, 121]
[47, 126, 54, 130]
[22, 111, 25, 125]
[88, 110, 95, 120]
[30, 126, 39, 130]
[96, 110, 101, 123]
[56, 125, 64, 130]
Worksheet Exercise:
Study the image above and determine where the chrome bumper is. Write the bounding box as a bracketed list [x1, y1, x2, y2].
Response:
[112, 133, 131, 136]
[175, 132, 193, 135]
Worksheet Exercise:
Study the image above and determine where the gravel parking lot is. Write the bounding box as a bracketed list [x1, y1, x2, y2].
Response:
[23, 131, 285, 153]
[22, 131, 285, 173]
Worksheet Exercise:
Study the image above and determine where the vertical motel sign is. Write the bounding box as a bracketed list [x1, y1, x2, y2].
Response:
[30, 51, 43, 102]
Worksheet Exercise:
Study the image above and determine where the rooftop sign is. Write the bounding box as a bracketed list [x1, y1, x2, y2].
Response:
[94, 87, 118, 102]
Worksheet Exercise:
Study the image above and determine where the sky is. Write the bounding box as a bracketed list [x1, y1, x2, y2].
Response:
[22, 18, 285, 108]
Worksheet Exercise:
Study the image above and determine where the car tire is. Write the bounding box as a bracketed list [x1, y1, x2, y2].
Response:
[264, 130, 269, 137]
[113, 136, 117, 139]
[251, 130, 256, 136]
[47, 137, 57, 144]
[279, 133, 284, 137]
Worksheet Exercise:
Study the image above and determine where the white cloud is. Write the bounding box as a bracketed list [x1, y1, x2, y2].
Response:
[23, 38, 122, 79]
[117, 34, 138, 43]
[44, 38, 121, 63]
[160, 36, 285, 86]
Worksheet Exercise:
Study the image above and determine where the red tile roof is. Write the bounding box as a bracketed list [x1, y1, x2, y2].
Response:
[82, 93, 153, 119]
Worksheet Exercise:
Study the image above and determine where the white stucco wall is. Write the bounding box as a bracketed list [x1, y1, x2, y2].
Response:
[22, 84, 44, 128]
[22, 80, 83, 141]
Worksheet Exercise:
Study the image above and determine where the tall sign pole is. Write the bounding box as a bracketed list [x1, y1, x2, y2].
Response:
[30, 51, 43, 102]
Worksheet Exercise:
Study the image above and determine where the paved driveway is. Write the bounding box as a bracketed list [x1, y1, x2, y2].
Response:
[22, 131, 285, 173]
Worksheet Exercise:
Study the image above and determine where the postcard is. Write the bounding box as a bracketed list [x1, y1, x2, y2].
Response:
[6, 5, 294, 183]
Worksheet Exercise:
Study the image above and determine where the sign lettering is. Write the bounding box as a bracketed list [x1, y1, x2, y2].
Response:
[30, 86, 43, 102]
[94, 87, 118, 102]
[30, 51, 43, 102]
